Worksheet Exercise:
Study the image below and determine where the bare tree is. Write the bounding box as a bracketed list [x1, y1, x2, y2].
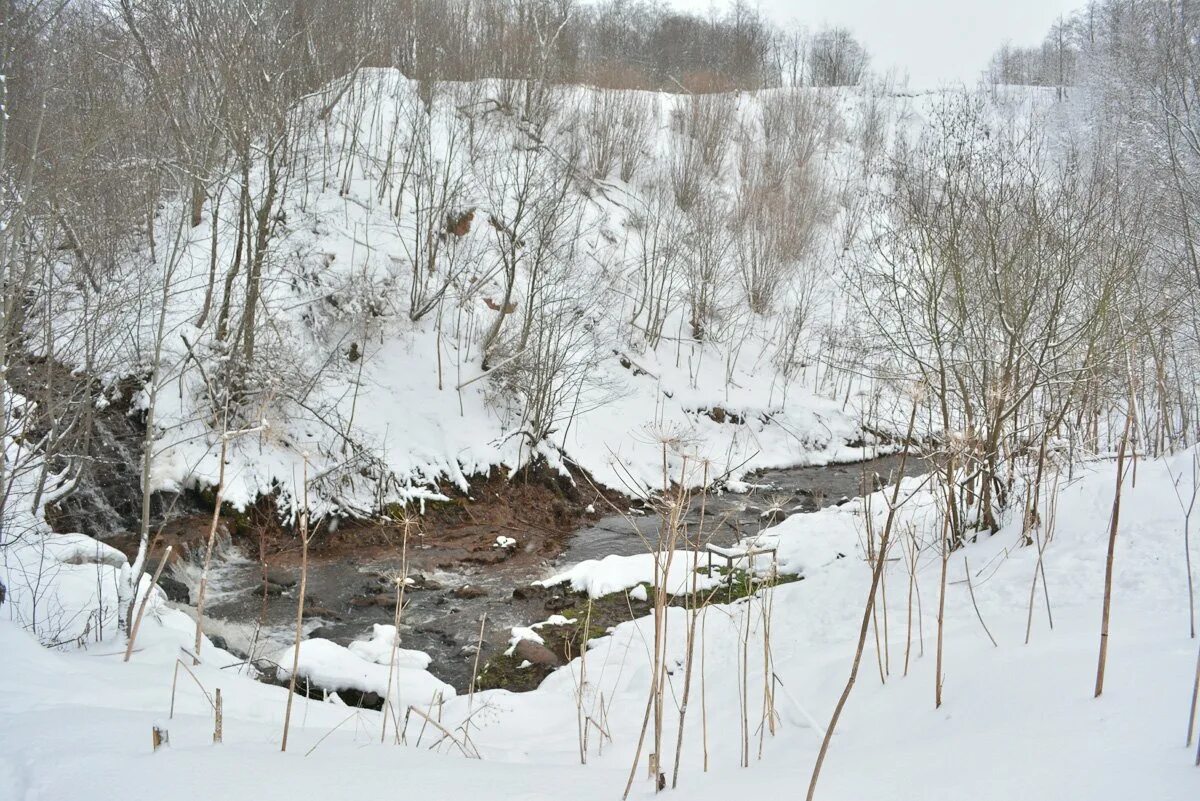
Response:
[807, 26, 869, 87]
[854, 94, 1142, 538]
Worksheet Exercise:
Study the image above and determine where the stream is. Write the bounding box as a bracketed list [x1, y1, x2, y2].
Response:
[180, 454, 917, 690]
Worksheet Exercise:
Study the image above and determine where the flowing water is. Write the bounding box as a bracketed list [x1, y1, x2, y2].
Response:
[183, 454, 917, 690]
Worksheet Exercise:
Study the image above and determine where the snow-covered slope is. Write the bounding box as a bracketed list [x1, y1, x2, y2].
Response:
[44, 73, 1060, 518]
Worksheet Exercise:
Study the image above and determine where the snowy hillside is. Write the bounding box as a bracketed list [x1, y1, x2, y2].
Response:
[37, 69, 994, 518]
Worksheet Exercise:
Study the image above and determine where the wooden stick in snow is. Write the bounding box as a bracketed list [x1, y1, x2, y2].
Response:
[281, 458, 311, 752]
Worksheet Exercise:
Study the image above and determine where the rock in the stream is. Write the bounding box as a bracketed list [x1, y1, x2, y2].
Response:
[338, 689, 384, 710]
[265, 567, 297, 587]
[302, 604, 342, 621]
[511, 585, 540, 601]
[414, 626, 457, 647]
[513, 639, 560, 667]
[263, 581, 288, 597]
[306, 626, 338, 640]
[157, 575, 190, 604]
[760, 508, 789, 524]
[543, 594, 573, 613]
[350, 593, 393, 608]
[451, 584, 487, 600]
[408, 573, 444, 591]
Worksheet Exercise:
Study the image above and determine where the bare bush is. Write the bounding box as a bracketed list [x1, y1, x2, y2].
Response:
[807, 26, 870, 87]
[627, 184, 685, 349]
[854, 95, 1144, 537]
[683, 192, 735, 341]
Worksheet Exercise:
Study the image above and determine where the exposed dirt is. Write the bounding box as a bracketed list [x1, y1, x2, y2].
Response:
[100, 461, 621, 576]
[292, 464, 618, 569]
[273, 467, 613, 583]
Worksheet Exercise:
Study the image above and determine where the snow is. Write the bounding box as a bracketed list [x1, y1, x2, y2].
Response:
[536, 540, 783, 599]
[537, 550, 720, 598]
[275, 636, 452, 706]
[345, 624, 433, 670]
[505, 615, 577, 655]
[2, 449, 1199, 800]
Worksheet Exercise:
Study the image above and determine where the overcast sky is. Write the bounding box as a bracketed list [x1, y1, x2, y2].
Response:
[670, 0, 1081, 88]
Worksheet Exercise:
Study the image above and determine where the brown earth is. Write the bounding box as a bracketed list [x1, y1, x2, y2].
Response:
[104, 461, 625, 577]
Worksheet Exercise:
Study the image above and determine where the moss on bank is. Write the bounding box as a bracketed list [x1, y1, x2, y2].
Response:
[476, 567, 801, 693]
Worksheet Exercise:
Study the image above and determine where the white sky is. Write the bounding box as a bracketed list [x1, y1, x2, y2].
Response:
[671, 0, 1082, 88]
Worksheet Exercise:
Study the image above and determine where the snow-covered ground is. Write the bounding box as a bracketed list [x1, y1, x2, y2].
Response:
[4, 448, 1197, 800]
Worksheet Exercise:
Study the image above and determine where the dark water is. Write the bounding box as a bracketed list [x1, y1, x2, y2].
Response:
[566, 454, 915, 562]
[182, 453, 919, 690]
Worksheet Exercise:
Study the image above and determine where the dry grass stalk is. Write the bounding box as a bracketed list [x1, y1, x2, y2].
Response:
[623, 685, 658, 800]
[1095, 410, 1132, 698]
[624, 445, 689, 798]
[670, 463, 708, 787]
[213, 688, 223, 744]
[304, 710, 361, 757]
[169, 656, 216, 719]
[1187, 638, 1200, 748]
[407, 704, 479, 758]
[1169, 451, 1198, 638]
[124, 544, 173, 662]
[863, 493, 886, 685]
[193, 435, 228, 665]
[467, 611, 488, 743]
[1025, 527, 1047, 644]
[1025, 468, 1061, 644]
[281, 457, 311, 752]
[902, 525, 918, 676]
[880, 540, 891, 678]
[577, 601, 591, 764]
[935, 513, 949, 709]
[701, 606, 710, 772]
[806, 402, 918, 801]
[757, 562, 780, 760]
[739, 594, 751, 768]
[909, 525, 926, 660]
[870, 468, 894, 680]
[381, 519, 412, 744]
